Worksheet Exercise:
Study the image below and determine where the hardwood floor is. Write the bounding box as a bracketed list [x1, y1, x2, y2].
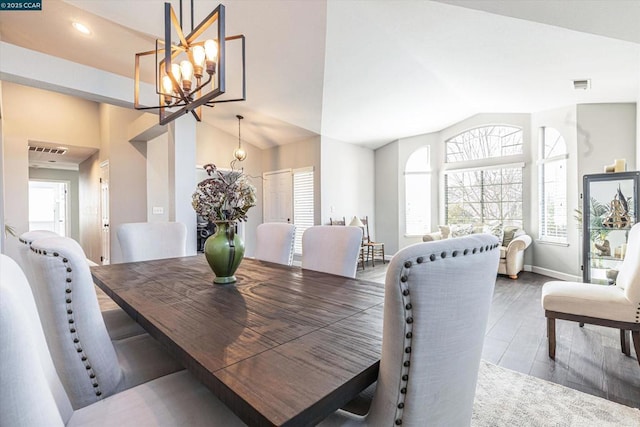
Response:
[357, 263, 640, 409]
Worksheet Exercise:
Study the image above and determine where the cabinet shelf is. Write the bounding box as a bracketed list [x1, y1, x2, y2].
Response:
[583, 172, 639, 284]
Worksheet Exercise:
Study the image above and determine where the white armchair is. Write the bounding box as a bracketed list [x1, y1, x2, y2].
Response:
[542, 222, 640, 366]
[498, 234, 533, 279]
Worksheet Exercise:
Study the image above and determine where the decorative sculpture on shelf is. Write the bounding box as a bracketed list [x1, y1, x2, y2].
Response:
[602, 186, 631, 229]
[594, 239, 611, 257]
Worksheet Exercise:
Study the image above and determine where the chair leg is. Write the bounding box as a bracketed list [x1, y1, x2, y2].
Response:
[632, 331, 640, 367]
[620, 329, 631, 356]
[547, 317, 556, 359]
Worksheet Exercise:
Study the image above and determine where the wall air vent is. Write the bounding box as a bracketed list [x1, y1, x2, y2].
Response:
[28, 145, 68, 155]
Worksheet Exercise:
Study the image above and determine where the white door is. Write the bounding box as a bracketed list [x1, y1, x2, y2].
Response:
[100, 161, 110, 265]
[263, 170, 293, 223]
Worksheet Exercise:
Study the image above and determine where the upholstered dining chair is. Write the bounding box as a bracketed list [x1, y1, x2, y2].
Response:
[254, 222, 296, 265]
[27, 236, 184, 408]
[18, 230, 144, 341]
[117, 221, 187, 262]
[318, 234, 500, 426]
[302, 225, 363, 278]
[0, 253, 247, 427]
[542, 222, 640, 366]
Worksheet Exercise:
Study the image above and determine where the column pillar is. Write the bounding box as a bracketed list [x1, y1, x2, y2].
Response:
[168, 115, 197, 255]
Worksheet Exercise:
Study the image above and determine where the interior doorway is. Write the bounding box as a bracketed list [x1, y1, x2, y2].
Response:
[28, 180, 69, 236]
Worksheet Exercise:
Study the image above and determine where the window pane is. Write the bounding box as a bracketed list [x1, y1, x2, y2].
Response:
[446, 125, 523, 163]
[539, 126, 568, 242]
[445, 167, 522, 226]
[405, 147, 431, 235]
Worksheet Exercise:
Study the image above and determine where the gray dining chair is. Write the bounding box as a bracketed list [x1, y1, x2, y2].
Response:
[319, 234, 500, 426]
[254, 222, 296, 265]
[0, 253, 247, 427]
[18, 230, 144, 341]
[302, 225, 363, 278]
[27, 236, 185, 408]
[117, 221, 187, 263]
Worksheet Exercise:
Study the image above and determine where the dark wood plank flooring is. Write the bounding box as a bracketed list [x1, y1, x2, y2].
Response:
[357, 263, 640, 409]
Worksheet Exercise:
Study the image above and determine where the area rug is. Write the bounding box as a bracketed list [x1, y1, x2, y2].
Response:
[473, 361, 640, 426]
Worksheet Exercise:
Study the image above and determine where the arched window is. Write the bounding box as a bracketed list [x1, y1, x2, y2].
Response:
[444, 125, 523, 226]
[405, 147, 431, 235]
[538, 127, 568, 243]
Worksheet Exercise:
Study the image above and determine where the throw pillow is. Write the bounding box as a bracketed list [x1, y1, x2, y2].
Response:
[451, 224, 474, 238]
[438, 225, 450, 239]
[485, 222, 504, 243]
[502, 226, 520, 247]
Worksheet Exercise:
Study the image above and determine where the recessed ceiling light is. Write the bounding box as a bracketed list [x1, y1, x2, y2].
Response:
[72, 22, 91, 35]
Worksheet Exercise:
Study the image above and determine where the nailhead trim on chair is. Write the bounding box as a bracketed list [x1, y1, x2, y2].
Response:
[392, 242, 499, 425]
[31, 247, 103, 398]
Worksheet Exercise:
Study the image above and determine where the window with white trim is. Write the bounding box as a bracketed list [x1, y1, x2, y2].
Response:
[405, 147, 431, 235]
[444, 125, 523, 227]
[293, 167, 314, 255]
[538, 127, 568, 243]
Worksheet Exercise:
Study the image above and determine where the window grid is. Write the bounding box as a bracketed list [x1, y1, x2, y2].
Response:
[446, 125, 523, 163]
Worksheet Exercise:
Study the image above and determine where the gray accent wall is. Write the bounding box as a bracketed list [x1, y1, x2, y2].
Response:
[320, 137, 374, 230]
[374, 140, 400, 255]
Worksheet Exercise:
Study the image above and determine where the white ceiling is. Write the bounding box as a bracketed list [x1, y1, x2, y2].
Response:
[1, 0, 639, 157]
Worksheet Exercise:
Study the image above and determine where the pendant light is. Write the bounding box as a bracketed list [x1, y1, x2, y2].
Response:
[234, 115, 247, 162]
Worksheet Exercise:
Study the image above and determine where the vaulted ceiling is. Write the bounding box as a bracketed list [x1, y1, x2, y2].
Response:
[1, 0, 639, 151]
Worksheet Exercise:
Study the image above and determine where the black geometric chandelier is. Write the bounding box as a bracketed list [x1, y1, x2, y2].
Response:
[134, 1, 246, 125]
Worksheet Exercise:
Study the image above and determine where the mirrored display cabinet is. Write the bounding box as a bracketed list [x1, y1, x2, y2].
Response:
[582, 171, 640, 284]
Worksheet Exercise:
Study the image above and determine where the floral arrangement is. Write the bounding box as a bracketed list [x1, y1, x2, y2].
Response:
[192, 163, 256, 223]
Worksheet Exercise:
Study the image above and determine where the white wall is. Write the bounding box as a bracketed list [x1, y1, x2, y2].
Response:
[1, 82, 101, 261]
[100, 104, 148, 264]
[320, 136, 375, 230]
[146, 133, 170, 222]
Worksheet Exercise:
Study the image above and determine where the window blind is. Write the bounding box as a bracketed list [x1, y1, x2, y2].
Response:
[293, 168, 314, 255]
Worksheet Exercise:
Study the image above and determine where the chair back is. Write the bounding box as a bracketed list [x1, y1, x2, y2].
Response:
[28, 236, 123, 408]
[301, 225, 363, 278]
[17, 230, 59, 306]
[117, 221, 187, 262]
[0, 254, 72, 425]
[254, 222, 296, 265]
[366, 234, 500, 426]
[617, 222, 640, 302]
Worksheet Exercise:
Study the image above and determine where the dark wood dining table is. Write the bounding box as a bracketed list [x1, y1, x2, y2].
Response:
[91, 256, 384, 427]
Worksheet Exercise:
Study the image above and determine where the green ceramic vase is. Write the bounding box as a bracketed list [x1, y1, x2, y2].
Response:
[204, 222, 245, 284]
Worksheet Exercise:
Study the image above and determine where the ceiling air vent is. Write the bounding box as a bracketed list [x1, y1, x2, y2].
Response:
[28, 145, 68, 155]
[573, 79, 591, 90]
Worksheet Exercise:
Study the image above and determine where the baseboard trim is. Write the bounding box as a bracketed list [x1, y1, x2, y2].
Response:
[531, 266, 581, 282]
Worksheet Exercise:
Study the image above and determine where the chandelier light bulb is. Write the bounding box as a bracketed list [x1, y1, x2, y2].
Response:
[192, 45, 205, 78]
[171, 63, 181, 82]
[180, 60, 194, 92]
[162, 75, 174, 104]
[204, 39, 218, 75]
